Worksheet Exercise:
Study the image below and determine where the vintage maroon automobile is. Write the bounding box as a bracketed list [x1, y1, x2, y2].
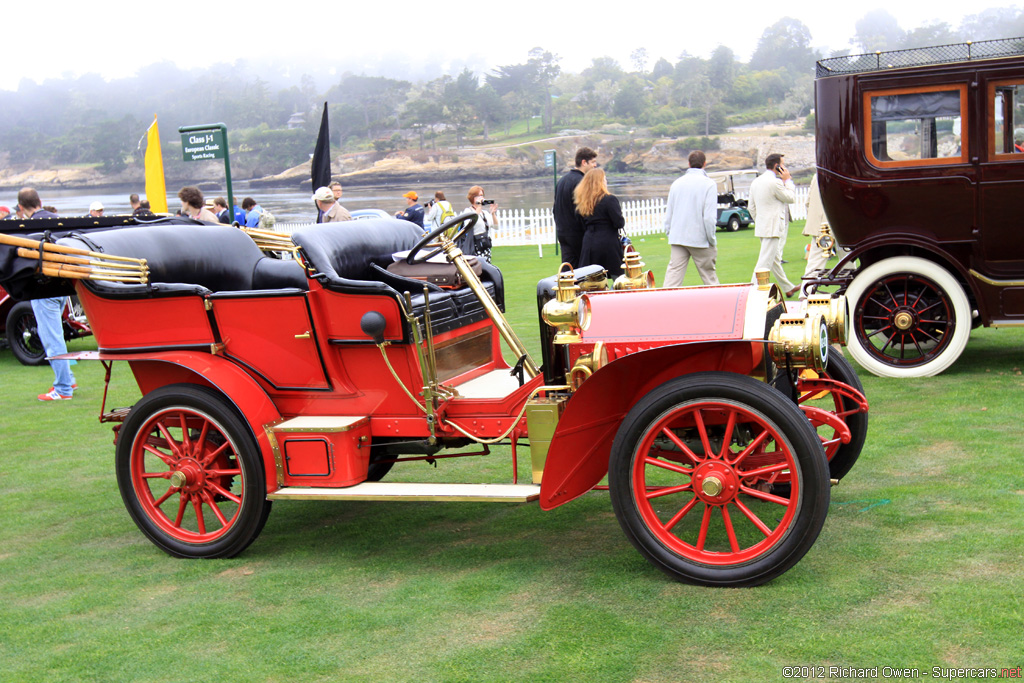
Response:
[0, 213, 868, 587]
[811, 37, 1024, 377]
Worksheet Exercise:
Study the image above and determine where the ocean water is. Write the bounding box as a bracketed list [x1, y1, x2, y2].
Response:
[10, 175, 682, 224]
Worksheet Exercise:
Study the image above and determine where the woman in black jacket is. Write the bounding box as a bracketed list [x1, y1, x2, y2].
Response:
[573, 168, 625, 278]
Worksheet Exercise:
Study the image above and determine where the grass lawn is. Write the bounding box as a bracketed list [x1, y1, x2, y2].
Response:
[2, 223, 1023, 682]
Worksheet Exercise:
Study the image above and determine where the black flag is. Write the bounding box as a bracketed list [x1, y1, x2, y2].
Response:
[311, 102, 331, 188]
[312, 102, 331, 192]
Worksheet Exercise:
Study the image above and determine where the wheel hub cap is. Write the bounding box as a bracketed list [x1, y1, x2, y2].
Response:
[692, 462, 739, 504]
[701, 476, 723, 497]
[170, 460, 204, 492]
[893, 310, 914, 330]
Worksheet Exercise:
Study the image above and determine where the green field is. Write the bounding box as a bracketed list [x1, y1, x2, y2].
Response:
[2, 224, 1022, 682]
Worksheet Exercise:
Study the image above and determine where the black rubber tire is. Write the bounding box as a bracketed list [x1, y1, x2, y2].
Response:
[115, 384, 272, 559]
[727, 215, 741, 232]
[608, 372, 830, 587]
[365, 456, 395, 482]
[5, 301, 47, 366]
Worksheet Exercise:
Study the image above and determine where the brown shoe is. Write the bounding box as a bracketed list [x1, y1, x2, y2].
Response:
[786, 286, 800, 298]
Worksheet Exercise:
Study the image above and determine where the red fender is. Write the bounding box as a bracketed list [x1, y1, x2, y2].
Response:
[539, 341, 762, 510]
[99, 351, 283, 493]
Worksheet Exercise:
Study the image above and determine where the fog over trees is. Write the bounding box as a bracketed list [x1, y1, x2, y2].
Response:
[1, 8, 1022, 179]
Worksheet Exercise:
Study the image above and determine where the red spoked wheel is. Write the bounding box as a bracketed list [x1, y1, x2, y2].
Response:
[116, 384, 271, 558]
[609, 373, 829, 587]
[796, 353, 869, 481]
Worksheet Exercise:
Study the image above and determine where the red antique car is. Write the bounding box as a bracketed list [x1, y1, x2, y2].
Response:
[811, 37, 1024, 377]
[0, 213, 868, 587]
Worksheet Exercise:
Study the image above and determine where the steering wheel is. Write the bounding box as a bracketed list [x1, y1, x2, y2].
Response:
[406, 211, 479, 265]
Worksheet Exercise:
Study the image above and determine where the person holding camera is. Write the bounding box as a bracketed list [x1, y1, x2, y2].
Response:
[424, 191, 455, 232]
[749, 153, 798, 297]
[463, 185, 497, 262]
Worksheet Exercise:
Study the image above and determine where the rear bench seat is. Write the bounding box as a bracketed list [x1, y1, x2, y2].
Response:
[57, 222, 308, 297]
[290, 217, 504, 336]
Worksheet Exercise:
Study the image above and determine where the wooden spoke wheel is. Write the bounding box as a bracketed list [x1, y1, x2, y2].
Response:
[846, 256, 970, 378]
[609, 373, 830, 587]
[116, 384, 271, 558]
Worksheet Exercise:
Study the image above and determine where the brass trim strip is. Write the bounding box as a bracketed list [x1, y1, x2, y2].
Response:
[969, 269, 1024, 287]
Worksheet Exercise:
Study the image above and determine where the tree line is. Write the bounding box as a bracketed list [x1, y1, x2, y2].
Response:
[1, 9, 1021, 180]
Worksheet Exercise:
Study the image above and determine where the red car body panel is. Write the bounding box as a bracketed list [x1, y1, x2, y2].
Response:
[540, 341, 762, 510]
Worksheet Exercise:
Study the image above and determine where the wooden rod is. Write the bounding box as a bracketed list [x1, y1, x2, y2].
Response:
[16, 247, 148, 272]
[0, 232, 146, 264]
[38, 264, 146, 283]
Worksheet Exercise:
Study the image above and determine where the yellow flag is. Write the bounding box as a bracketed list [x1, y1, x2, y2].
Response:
[145, 115, 168, 214]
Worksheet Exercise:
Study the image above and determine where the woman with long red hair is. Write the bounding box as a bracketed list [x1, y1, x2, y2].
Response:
[573, 168, 625, 277]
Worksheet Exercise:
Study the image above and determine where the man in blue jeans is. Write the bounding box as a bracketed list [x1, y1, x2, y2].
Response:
[31, 296, 76, 400]
[16, 187, 77, 400]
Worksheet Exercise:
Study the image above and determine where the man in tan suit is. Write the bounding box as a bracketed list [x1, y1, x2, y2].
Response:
[803, 173, 830, 279]
[749, 153, 798, 297]
[313, 186, 352, 223]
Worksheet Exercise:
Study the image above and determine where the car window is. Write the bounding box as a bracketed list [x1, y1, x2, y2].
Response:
[991, 80, 1024, 157]
[864, 85, 968, 167]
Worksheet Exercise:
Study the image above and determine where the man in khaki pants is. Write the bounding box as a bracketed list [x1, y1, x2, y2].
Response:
[663, 150, 719, 287]
[803, 173, 830, 278]
[749, 153, 798, 297]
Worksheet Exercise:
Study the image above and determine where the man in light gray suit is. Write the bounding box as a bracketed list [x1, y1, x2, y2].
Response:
[749, 153, 798, 297]
[663, 150, 719, 286]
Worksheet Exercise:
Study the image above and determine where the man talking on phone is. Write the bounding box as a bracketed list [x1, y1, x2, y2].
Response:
[749, 152, 799, 297]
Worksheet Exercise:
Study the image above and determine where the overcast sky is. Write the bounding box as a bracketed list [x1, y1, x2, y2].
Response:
[0, 1, 1010, 91]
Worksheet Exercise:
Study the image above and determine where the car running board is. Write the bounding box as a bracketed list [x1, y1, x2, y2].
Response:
[267, 482, 541, 503]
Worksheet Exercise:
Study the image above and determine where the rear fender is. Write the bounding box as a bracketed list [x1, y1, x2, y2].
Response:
[124, 353, 282, 493]
[539, 341, 761, 510]
[822, 238, 981, 319]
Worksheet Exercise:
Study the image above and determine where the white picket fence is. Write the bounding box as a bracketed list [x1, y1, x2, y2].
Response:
[275, 187, 809, 250]
[488, 187, 808, 247]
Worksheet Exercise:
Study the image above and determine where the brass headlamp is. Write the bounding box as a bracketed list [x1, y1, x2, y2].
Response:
[579, 269, 610, 292]
[803, 294, 848, 346]
[815, 224, 836, 258]
[768, 312, 829, 372]
[613, 247, 655, 290]
[542, 264, 592, 343]
[568, 342, 608, 389]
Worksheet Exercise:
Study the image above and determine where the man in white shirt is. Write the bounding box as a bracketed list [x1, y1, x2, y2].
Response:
[749, 153, 798, 297]
[663, 150, 719, 286]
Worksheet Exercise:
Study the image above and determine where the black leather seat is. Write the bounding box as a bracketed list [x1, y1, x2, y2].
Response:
[291, 218, 504, 335]
[58, 223, 307, 297]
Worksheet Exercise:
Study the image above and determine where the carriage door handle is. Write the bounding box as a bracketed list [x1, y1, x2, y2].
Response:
[295, 331, 311, 340]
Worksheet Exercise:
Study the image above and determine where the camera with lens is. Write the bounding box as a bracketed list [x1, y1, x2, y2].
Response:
[481, 199, 495, 206]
